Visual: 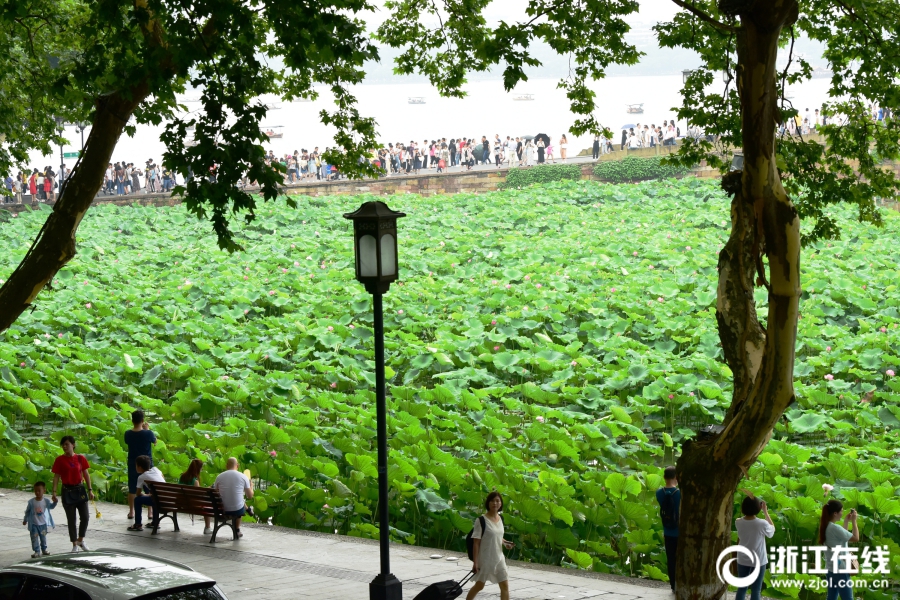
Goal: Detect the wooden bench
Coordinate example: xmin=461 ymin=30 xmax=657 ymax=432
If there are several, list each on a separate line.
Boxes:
xmin=143 ymin=481 xmax=242 ymax=543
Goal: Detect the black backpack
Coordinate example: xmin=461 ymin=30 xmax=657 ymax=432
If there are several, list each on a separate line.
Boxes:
xmin=466 ymin=515 xmax=503 ymax=561
xmin=659 ymin=489 xmax=680 ymax=530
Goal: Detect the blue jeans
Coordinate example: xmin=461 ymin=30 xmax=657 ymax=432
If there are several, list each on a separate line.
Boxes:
xmin=734 ymin=563 xmax=766 ymax=600
xmin=29 ymin=525 xmax=48 ymax=552
xmin=133 ymin=494 xmax=154 ymax=526
xmin=826 ymin=572 xmax=853 ymax=600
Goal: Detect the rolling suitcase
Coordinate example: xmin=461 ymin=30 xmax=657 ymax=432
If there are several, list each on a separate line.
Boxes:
xmin=413 ymin=571 xmax=476 ymax=600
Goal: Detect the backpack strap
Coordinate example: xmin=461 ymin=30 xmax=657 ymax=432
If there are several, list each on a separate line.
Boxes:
xmin=479 ymin=515 xmax=486 ymax=535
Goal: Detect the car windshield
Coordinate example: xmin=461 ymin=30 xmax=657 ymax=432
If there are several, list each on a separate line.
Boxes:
xmin=35 ymin=555 xmax=158 ymax=578
xmin=133 ymin=583 xmax=225 ymax=600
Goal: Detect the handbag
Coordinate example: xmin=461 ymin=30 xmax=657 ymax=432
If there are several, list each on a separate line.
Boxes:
xmin=63 ymin=484 xmax=88 ymax=505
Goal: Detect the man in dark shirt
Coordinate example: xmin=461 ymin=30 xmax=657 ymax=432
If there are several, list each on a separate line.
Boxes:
xmin=124 ymin=410 xmax=157 ymax=520
xmin=656 ymin=466 xmax=681 ymax=592
xmin=481 ymin=136 xmax=490 ymax=164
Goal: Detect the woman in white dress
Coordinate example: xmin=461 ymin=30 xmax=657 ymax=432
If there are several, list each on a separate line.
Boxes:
xmin=468 ymin=492 xmax=514 ymax=600
xmin=524 ymin=140 xmax=535 ymax=166
xmin=559 ymin=135 xmax=568 ymax=161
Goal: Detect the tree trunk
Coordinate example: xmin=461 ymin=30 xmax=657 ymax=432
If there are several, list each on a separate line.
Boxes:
xmin=675 ymin=2 xmax=800 ymax=599
xmin=0 ymin=83 xmax=149 ymax=332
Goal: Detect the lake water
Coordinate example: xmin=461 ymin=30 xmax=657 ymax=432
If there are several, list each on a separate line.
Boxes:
xmin=33 ymin=75 xmax=832 ymax=170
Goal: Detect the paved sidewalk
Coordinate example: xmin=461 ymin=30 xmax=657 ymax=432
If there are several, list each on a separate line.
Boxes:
xmin=0 ymin=488 xmax=672 ymax=600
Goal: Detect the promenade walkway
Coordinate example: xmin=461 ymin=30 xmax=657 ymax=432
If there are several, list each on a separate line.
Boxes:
xmin=0 ymin=488 xmax=673 ymax=600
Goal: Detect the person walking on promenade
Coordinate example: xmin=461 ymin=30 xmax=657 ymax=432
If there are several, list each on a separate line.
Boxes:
xmin=524 ymin=139 xmax=534 ymax=166
xmin=592 ymin=135 xmax=600 ymax=159
xmin=536 ymin=138 xmax=545 ymax=164
xmin=23 ymin=481 xmax=57 ymax=558
xmin=820 ymin=500 xmax=859 ymax=600
xmin=467 ymin=491 xmax=514 ymax=600
xmin=734 ymin=496 xmax=775 ymax=600
xmin=50 ymin=436 xmax=94 ymax=552
xmin=559 ymin=135 xmax=568 ymax=161
xmin=125 ymin=410 xmax=157 ymax=520
xmin=215 ymin=457 xmax=254 ymax=538
xmin=656 ymin=466 xmax=680 ymax=593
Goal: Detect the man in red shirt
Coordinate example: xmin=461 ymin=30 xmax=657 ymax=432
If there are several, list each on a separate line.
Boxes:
xmin=50 ymin=436 xmax=95 ymax=552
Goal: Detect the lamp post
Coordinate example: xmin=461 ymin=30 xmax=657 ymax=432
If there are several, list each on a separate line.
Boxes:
xmin=54 ymin=117 xmax=65 ymax=196
xmin=682 ymin=69 xmax=692 ymax=84
xmin=343 ymin=201 xmax=406 ymax=600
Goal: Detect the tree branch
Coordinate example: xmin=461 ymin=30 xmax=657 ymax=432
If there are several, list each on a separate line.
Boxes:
xmin=669 ymin=0 xmax=736 ymax=32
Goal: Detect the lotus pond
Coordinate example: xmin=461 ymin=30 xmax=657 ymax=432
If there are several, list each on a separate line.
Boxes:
xmin=0 ymin=178 xmax=898 ymax=595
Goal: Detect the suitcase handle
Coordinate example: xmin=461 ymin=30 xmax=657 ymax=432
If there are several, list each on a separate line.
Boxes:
xmin=458 ymin=571 xmax=476 ymax=587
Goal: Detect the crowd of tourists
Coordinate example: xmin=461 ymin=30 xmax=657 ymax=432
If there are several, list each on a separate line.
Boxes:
xmin=24 ymin=410 xmax=254 ymax=558
xmin=23 ymin=414 xmax=864 ymax=600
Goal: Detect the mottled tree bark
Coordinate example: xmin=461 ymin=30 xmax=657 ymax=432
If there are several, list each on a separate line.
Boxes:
xmin=675 ymin=1 xmax=801 ymax=599
xmin=0 ymin=84 xmax=150 ymax=332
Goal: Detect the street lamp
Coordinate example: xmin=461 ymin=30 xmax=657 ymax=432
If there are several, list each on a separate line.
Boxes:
xmin=682 ymin=69 xmax=692 ymax=84
xmin=54 ymin=117 xmax=65 ymax=196
xmin=343 ymin=200 xmax=406 ymax=600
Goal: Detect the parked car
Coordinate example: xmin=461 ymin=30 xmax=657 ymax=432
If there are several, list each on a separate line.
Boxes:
xmin=0 ymin=548 xmax=228 ymax=600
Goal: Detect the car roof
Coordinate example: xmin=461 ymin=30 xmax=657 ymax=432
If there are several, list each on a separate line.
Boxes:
xmin=2 ymin=548 xmax=216 ymax=598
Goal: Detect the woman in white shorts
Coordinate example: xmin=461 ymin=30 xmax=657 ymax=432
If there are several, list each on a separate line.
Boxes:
xmin=468 ymin=491 xmax=514 ymax=600
xmin=559 ymin=135 xmax=568 ymax=161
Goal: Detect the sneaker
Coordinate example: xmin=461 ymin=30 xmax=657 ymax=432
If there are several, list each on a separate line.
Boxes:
xmin=78 ymin=540 xmax=90 ymax=551
xmin=42 ymin=550 xmax=50 ymax=556
xmin=203 ymin=527 xmax=213 ymax=535
xmin=246 ymin=506 xmax=255 ymax=518
xmin=236 ymin=530 xmax=243 ymax=539
xmin=71 ymin=545 xmax=79 ymax=553
xmin=31 ymin=552 xmax=41 ymax=558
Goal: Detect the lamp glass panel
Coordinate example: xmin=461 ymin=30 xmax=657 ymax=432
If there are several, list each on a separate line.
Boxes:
xmin=359 ymin=234 xmax=378 ymax=277
xmin=380 ymin=233 xmax=396 ymax=277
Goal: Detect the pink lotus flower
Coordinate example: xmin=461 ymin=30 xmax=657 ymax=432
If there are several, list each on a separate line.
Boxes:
xmin=291 ymin=244 xmax=295 ymax=248
xmin=887 ymin=370 xmax=896 ymax=377
xmin=268 ymin=290 xmax=276 ymax=296
xmin=505 ymin=284 xmax=511 ymax=289
xmin=20 ymin=362 xmax=25 ymax=367
xmin=649 ymin=265 xmax=654 ymax=270
xmin=826 ymin=346 xmax=832 ymax=352
xmin=536 ymin=416 xmax=545 ymax=423
xmin=58 ymin=333 xmax=63 ymax=338
xmin=491 ymin=320 xmax=497 ymax=325
xmin=451 ymin=263 xmax=456 ymax=268
xmin=397 ymin=309 xmax=404 ymax=314
xmin=616 ymin=228 xmax=620 ymax=232
xmin=536 ymin=284 xmax=542 ymax=288
xmin=668 ymin=394 xmax=674 ymax=399
xmin=686 ymin=246 xmax=692 ymax=251
xmin=244 ymin=310 xmax=249 ymax=314
xmin=439 ymin=241 xmax=445 ymax=247
xmin=221 ymin=375 xmax=229 ymax=380
xmin=611 ymin=288 xmax=616 ymax=293
xmin=880 ymin=327 xmax=887 ymax=333
xmin=309 ymin=273 xmax=314 ymax=278
xmin=633 ymin=251 xmax=638 ymax=256
xmin=263 ymin=355 xmax=268 ymax=360
xmin=282 ymin=268 xmax=288 ymax=273
xmin=246 ymin=267 xmax=250 ymax=271
xmin=825 ymin=374 xmax=834 ymax=381
xmin=570 ymin=360 xmax=577 ymax=366
xmin=85 ymin=303 xmax=92 ymax=309
xmin=349 ymin=324 xmax=355 ymax=329
xmin=204 ymin=434 xmax=210 ymax=439
xmin=523 ymin=306 xmax=529 ymax=311
xmin=83 ymin=281 xmax=88 ymax=285
xmin=494 ymin=346 xmax=500 ymax=351
xmin=327 ymin=326 xmax=334 ymax=331
xmin=657 ymin=297 xmax=664 ymax=302
xmin=323 ymin=504 xmax=330 ymax=509
xmin=11 ymin=214 xmax=16 ymax=218
xmin=862 ymin=285 xmax=866 ymax=290
xmin=524 ymin=275 xmax=530 ymax=280
xmin=492 ymin=280 xmax=498 ymax=285
xmin=294 ymin=261 xmax=300 ymax=267
xmin=689 ymin=392 xmax=695 ymax=397
xmin=244 ymin=276 xmax=248 ymax=280
xmin=330 ymin=382 xmax=337 ymax=388
xmin=270 ymin=450 xmax=277 ymax=457
xmin=822 ymin=483 xmax=834 ymax=496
